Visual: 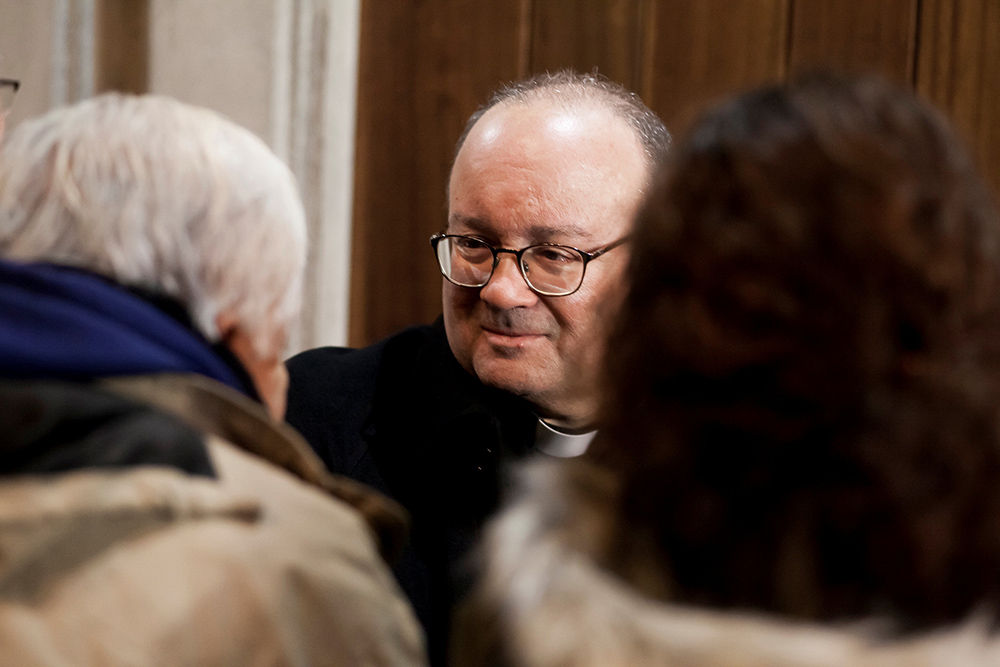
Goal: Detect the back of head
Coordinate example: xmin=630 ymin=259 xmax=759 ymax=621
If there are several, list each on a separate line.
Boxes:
xmin=593 ymin=73 xmax=1000 ymax=627
xmin=0 ymin=94 xmax=307 ymax=354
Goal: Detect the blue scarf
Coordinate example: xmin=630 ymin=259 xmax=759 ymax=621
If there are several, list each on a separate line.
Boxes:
xmin=0 ymin=259 xmax=255 ymax=397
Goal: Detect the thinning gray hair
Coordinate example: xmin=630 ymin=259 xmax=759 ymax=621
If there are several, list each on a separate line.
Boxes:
xmin=453 ymin=69 xmax=671 ymax=177
xmin=0 ymin=93 xmax=307 ymax=354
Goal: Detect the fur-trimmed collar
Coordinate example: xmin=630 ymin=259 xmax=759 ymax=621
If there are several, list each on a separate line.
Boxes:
xmin=455 ymin=458 xmax=1000 ymax=667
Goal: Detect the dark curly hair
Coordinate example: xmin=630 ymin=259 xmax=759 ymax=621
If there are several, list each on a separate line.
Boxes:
xmin=590 ymin=73 xmax=1000 ymax=629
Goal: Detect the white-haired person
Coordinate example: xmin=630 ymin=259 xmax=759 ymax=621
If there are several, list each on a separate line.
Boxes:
xmin=0 ymin=94 xmax=426 ymax=666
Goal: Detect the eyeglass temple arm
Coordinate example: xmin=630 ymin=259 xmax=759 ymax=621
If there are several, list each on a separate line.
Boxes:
xmin=588 ymin=234 xmax=631 ymax=260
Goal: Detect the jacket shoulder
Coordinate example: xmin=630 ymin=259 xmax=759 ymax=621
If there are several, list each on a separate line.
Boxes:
xmin=284 ymin=323 xmax=444 ymax=476
xmin=205 ymin=438 xmax=428 ymax=666
xmin=286 ymin=344 xmax=383 ymax=398
xmin=0 ymin=439 xmax=427 ymax=667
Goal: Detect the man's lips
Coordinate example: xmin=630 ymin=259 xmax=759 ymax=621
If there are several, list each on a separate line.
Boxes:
xmin=481 ymin=326 xmax=545 ymax=343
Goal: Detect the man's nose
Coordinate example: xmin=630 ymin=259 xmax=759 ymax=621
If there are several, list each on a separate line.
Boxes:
xmin=479 ymin=253 xmax=538 ymax=309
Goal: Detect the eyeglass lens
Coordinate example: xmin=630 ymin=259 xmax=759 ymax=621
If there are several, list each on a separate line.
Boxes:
xmin=436 ymin=236 xmax=585 ymax=295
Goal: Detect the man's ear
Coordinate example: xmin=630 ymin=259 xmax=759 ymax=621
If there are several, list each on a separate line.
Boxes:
xmin=214 ymin=310 xmax=288 ymax=421
xmin=215 ymin=310 xmax=258 ymax=382
xmin=215 ymin=310 xmax=241 ymax=348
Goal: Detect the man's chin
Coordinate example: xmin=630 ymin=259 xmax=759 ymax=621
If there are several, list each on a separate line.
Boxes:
xmin=471 ymin=354 xmax=549 ymax=399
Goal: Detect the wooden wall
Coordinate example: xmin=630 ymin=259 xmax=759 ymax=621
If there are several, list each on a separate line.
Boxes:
xmin=96 ymin=0 xmax=149 ymax=96
xmin=350 ymin=0 xmax=1000 ymax=347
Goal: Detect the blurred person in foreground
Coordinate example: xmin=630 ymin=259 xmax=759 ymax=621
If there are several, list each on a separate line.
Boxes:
xmin=0 ymin=94 xmax=425 ymax=666
xmin=454 ymin=73 xmax=1000 ymax=666
xmin=285 ymin=69 xmax=669 ymax=663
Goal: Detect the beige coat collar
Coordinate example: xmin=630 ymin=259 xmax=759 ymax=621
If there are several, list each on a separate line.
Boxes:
xmin=461 ymin=458 xmax=1000 ymax=667
xmin=102 ymin=373 xmax=410 ymax=561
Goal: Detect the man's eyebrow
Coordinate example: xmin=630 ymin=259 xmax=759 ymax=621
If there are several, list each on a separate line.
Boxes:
xmin=447 ymin=214 xmax=488 ymax=233
xmin=447 ymin=215 xmax=595 ymax=242
xmin=530 ymin=224 xmax=594 ymax=242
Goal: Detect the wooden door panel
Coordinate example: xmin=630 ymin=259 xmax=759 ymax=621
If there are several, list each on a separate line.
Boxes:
xmin=350 ymin=0 xmax=527 ymax=346
xmin=349 ymin=0 xmax=999 ymax=346
xmin=787 ymin=0 xmax=918 ymax=85
xmin=96 ymin=0 xmax=149 ymax=95
xmin=644 ymin=0 xmax=790 ymax=135
xmin=916 ymin=0 xmax=1000 ymax=198
xmin=530 ymin=0 xmax=644 ymax=90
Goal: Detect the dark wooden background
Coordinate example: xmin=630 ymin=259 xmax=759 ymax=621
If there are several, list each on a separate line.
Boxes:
xmin=350 ymin=0 xmax=1000 ymax=346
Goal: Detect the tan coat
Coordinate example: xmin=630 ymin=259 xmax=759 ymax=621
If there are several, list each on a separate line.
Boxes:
xmin=455 ymin=458 xmax=1000 ymax=667
xmin=0 ymin=374 xmax=427 ymax=666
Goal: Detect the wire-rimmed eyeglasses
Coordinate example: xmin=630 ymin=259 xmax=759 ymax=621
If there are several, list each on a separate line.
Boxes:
xmin=0 ymin=79 xmax=19 ymax=112
xmin=430 ymin=233 xmax=629 ymax=297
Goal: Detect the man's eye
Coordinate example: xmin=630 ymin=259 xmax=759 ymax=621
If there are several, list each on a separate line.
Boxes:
xmin=535 ymin=247 xmax=577 ymax=263
xmin=455 ymin=237 xmax=486 ymax=250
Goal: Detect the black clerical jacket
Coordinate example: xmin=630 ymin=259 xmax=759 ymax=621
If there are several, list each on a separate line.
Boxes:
xmin=285 ymin=318 xmax=538 ymax=665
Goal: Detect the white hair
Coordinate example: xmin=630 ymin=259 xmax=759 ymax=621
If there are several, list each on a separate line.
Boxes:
xmin=0 ymin=93 xmax=307 ymax=355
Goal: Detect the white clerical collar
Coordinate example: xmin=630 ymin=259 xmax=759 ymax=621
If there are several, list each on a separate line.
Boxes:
xmin=534 ymin=418 xmax=596 ymax=458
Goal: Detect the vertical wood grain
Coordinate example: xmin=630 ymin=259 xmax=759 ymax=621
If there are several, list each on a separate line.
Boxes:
xmin=530 ymin=0 xmax=644 ymax=90
xmin=96 ymin=0 xmax=148 ymax=94
xmin=347 ymin=0 xmax=1000 ymax=345
xmin=787 ymin=0 xmax=918 ymax=84
xmin=916 ymin=0 xmax=1000 ymax=199
xmin=643 ymin=0 xmax=790 ymax=135
xmin=350 ymin=0 xmax=527 ymax=346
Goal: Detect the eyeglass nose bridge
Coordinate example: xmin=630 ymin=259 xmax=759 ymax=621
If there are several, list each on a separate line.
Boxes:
xmin=486 ymin=246 xmax=531 ymax=285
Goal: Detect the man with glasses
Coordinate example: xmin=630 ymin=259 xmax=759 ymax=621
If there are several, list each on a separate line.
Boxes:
xmin=285 ymin=70 xmax=670 ymax=663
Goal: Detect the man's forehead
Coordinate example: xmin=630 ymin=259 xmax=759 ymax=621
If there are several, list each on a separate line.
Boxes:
xmin=447 ymin=95 xmax=648 ymax=245
xmin=451 ymin=102 xmax=645 ymax=191
xmin=472 ymin=96 xmax=631 ymax=147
